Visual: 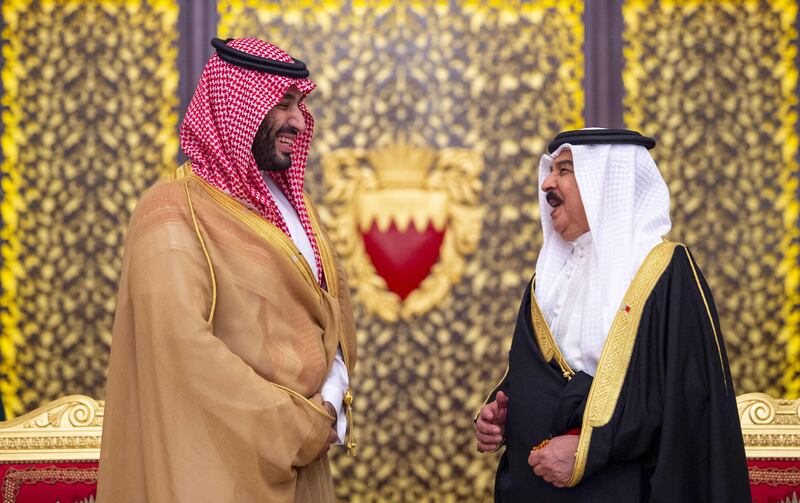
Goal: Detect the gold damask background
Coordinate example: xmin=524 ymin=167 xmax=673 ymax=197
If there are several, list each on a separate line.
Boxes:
xmin=622 ymin=0 xmax=799 ymax=397
xmin=0 ymin=0 xmax=179 ymax=416
xmin=218 ymin=1 xmax=584 ymax=500
xmin=0 ymin=0 xmax=798 ymax=501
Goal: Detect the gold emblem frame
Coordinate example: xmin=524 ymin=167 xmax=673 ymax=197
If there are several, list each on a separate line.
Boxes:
xmin=321 ymin=143 xmax=484 ymax=321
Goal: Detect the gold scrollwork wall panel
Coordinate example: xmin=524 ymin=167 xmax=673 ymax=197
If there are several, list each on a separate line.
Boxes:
xmin=219 ymin=1 xmax=583 ymax=500
xmin=623 ymin=0 xmax=799 ymax=396
xmin=0 ymin=0 xmax=179 ymax=416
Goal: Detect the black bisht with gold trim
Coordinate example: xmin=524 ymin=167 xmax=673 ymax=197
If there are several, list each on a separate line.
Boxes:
xmin=486 ymin=243 xmax=751 ymax=502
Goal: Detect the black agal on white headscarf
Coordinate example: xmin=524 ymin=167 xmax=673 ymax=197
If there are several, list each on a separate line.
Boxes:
xmin=535 ymin=128 xmax=671 ymax=371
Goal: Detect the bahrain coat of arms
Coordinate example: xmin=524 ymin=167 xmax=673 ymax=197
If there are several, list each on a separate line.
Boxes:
xmin=320 ymin=143 xmax=484 ymax=322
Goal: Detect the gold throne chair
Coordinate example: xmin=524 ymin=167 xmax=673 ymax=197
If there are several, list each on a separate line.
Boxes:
xmin=0 ymin=395 xmax=103 ymax=503
xmin=738 ymin=393 xmax=800 ymax=503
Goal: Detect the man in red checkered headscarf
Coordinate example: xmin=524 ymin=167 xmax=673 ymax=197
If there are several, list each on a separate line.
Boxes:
xmin=98 ymin=38 xmax=357 ymax=503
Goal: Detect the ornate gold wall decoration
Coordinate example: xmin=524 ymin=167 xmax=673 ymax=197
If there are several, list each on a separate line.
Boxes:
xmin=220 ymin=1 xmax=583 ymax=500
xmin=622 ymin=0 xmax=799 ymax=396
xmin=0 ymin=0 xmax=179 ymax=417
xmin=322 ymin=143 xmax=484 ymax=321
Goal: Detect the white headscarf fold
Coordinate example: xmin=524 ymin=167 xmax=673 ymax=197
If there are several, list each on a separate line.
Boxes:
xmin=534 ymin=140 xmax=672 ymax=367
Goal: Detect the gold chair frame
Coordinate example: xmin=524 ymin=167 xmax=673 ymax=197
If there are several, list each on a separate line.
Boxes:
xmin=738 ymin=392 xmax=800 ymax=459
xmin=738 ymin=392 xmax=800 ymax=491
xmin=0 ymin=395 xmax=103 ymax=463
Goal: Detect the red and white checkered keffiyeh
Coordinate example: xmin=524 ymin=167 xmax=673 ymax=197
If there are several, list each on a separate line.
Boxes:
xmin=180 ymin=37 xmax=323 ymax=284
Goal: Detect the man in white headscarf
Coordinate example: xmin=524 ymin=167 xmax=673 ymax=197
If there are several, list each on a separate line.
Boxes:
xmin=475 ymin=129 xmax=751 ymax=502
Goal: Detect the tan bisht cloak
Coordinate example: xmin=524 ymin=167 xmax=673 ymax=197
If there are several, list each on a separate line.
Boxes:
xmin=97 ymin=167 xmax=357 ymax=502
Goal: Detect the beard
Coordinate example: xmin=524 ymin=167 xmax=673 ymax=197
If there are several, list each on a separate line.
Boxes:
xmin=252 ymin=121 xmax=296 ymax=172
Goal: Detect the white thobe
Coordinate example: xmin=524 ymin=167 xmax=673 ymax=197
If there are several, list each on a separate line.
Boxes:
xmin=540 ymin=231 xmax=596 ymax=374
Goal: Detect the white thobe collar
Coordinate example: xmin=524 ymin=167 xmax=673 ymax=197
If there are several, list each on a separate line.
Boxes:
xmin=262 ymin=173 xmax=319 ymax=281
xmin=542 ymin=231 xmax=595 ymax=373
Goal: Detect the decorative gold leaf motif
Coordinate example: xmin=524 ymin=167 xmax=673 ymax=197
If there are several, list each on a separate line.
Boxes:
xmin=623 ymin=0 xmax=799 ymax=397
xmin=0 ymin=1 xmax=179 ymax=416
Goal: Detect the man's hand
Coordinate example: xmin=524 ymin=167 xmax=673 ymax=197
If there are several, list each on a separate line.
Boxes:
xmin=322 ymin=401 xmax=336 ymax=420
xmin=475 ymin=391 xmax=509 ymax=452
xmin=313 ymin=425 xmax=339 ymax=459
xmin=528 ymin=434 xmax=579 ymax=488
xmin=312 ymin=397 xmax=339 ymax=460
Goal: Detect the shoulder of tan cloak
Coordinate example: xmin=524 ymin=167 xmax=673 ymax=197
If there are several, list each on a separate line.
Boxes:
xmin=124 ymin=165 xmax=206 ymax=244
xmin=168 ymin=161 xmax=193 ymax=181
xmin=130 ymin=171 xmax=191 ymax=222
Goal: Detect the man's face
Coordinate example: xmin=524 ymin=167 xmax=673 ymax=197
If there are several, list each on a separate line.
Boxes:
xmin=252 ymin=86 xmax=307 ymax=171
xmin=541 ymin=149 xmax=590 ymax=241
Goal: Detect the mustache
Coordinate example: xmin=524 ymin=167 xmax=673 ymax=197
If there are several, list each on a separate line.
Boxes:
xmin=276 ymin=125 xmax=299 ymax=136
xmin=545 ymin=191 xmax=563 ymax=206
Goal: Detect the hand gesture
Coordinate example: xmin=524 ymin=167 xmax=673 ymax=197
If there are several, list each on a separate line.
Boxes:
xmin=475 ymin=391 xmax=509 ymax=452
xmin=528 ymin=434 xmax=579 ymax=488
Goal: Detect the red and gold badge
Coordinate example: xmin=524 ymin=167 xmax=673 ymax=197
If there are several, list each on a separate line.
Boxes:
xmin=321 ymin=143 xmax=484 ymax=321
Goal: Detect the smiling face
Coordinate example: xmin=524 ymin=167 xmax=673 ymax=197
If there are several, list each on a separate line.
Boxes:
xmin=252 ymin=86 xmax=307 ymax=171
xmin=541 ymin=149 xmax=590 ymax=241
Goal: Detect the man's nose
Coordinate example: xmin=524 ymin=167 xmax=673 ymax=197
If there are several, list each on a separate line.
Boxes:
xmin=287 ymin=106 xmax=306 ymax=133
xmin=541 ymin=171 xmax=556 ymax=193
